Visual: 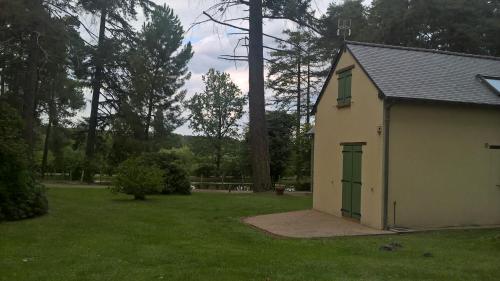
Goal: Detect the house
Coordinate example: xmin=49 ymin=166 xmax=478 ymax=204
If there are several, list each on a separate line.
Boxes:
xmin=311 ymin=41 xmax=500 ymax=230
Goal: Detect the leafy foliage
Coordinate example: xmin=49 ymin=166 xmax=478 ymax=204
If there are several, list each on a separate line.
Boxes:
xmin=0 ymin=102 xmax=48 ymax=221
xmin=187 ymin=69 xmax=246 ymax=175
xmin=317 ymin=0 xmax=500 ymax=59
xmin=266 ymin=111 xmax=295 ymax=183
xmin=143 ymin=151 xmax=192 ymax=195
xmin=267 ymin=29 xmax=324 ymax=117
xmin=315 ymin=0 xmax=369 ymax=60
xmin=111 ymin=156 xmax=164 ymax=200
xmin=126 ymin=4 xmax=193 ymax=140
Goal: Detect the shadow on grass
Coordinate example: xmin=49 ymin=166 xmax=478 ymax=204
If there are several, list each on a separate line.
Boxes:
xmin=110 ymin=197 xmax=162 ymax=204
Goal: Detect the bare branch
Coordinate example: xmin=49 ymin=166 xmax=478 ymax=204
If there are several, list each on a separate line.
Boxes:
xmin=202 ymin=11 xmax=249 ymax=32
xmin=45 ymin=1 xmax=99 ymax=40
xmin=242 ymin=44 xmax=283 ymax=53
xmin=186 ymin=19 xmax=211 ymax=33
xmin=262 ymin=15 xmax=320 ymax=34
xmin=224 ymin=17 xmax=249 ymax=22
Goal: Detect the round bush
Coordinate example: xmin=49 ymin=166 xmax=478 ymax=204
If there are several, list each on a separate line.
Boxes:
xmin=143 ymin=152 xmax=192 ymax=195
xmin=111 ymin=156 xmax=164 ymax=200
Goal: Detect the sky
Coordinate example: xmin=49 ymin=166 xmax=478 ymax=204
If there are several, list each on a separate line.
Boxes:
xmin=79 ymin=0 xmax=340 ymax=135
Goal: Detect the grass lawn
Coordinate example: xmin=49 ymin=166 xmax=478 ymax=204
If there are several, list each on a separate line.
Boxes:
xmin=1 ymin=186 xmax=499 ymax=281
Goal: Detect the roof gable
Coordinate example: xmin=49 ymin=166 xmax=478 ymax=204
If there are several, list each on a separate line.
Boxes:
xmin=311 ymin=46 xmax=381 ymax=114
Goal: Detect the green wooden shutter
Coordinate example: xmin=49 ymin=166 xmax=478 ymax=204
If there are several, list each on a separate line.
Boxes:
xmin=345 ymin=72 xmax=352 ymax=104
xmin=337 ymin=70 xmax=352 ymax=106
xmin=341 ymin=145 xmax=352 ymax=216
xmin=337 ymin=73 xmax=344 ymax=102
xmin=341 ymin=144 xmax=362 ymax=219
xmin=351 ymin=145 xmax=362 ymax=219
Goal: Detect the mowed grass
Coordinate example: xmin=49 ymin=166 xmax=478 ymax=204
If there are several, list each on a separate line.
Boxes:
xmin=1 ymin=187 xmax=500 ymax=281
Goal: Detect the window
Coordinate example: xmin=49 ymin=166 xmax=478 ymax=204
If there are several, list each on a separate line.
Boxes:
xmin=337 ymin=69 xmax=352 ymax=106
xmin=484 ymin=78 xmax=500 ymax=94
xmin=489 ymin=147 xmax=500 ymax=188
xmin=479 ymin=75 xmax=500 ymax=95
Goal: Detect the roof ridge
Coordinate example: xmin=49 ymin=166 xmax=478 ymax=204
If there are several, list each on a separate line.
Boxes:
xmin=345 ymin=41 xmax=500 ymax=61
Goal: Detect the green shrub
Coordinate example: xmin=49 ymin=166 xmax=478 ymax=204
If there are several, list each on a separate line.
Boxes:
xmin=0 ymin=102 xmax=48 ymax=221
xmin=143 ymin=151 xmax=192 ymax=195
xmin=193 ymin=163 xmax=217 ymax=178
xmin=158 ymin=146 xmax=195 ymax=173
xmin=111 ymin=156 xmax=164 ymax=200
xmin=162 ymin=161 xmax=191 ymax=195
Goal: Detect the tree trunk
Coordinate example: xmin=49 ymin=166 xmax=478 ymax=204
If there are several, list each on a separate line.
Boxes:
xmin=144 ymin=95 xmax=154 ymax=140
xmin=33 ymin=68 xmax=41 ymax=120
xmin=296 ymin=51 xmax=301 ymax=137
xmin=42 ymin=84 xmax=56 ymax=179
xmin=0 ymin=65 xmax=4 ymax=96
xmin=306 ymin=60 xmax=311 ymax=125
xmin=296 ymin=50 xmax=302 ymax=182
xmin=84 ymin=6 xmax=107 ymax=182
xmin=215 ymin=137 xmax=222 ymax=176
xmin=11 ymin=74 xmax=20 ymax=110
xmin=41 ymin=117 xmax=52 ymax=179
xmin=215 ymin=106 xmax=223 ymax=176
xmin=22 ymin=32 xmax=39 ymax=154
xmin=248 ymin=0 xmax=271 ymax=192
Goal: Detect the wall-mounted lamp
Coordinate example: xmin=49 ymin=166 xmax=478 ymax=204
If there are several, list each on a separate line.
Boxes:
xmin=377 ymin=126 xmax=383 ymax=135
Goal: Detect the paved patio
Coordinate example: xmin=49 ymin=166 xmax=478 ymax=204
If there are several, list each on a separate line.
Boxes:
xmin=243 ymin=210 xmax=394 ymax=238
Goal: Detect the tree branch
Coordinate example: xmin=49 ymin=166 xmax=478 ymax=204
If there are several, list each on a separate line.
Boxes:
xmin=262 ymin=15 xmax=320 ymax=34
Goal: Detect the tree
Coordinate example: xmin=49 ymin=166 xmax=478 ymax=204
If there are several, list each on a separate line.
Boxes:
xmin=36 ymin=17 xmax=86 ymax=178
xmin=266 ymin=111 xmax=294 ymax=184
xmin=206 ymin=0 xmax=318 ymax=191
xmin=366 ymin=0 xmax=500 ymax=55
xmin=366 ymin=0 xmax=416 ymax=46
xmin=0 ymin=102 xmax=48 ymax=221
xmin=78 ymin=0 xmax=157 ymax=181
xmin=0 ymin=0 xmax=78 ymax=153
xmin=103 ymin=4 xmax=192 ymax=166
xmin=187 ymin=69 xmax=246 ymax=176
xmin=40 ymin=77 xmax=85 ymax=178
xmin=316 ymin=0 xmax=369 ymax=61
xmin=248 ymin=0 xmax=271 ymax=192
xmin=316 ymin=0 xmax=500 ymax=60
xmin=128 ymin=5 xmax=193 ymax=141
xmin=266 ymin=29 xmax=325 ymax=180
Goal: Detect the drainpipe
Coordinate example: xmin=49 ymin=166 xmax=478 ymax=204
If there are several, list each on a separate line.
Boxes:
xmin=382 ymin=100 xmax=393 ymax=230
xmin=310 ymin=133 xmax=314 ymax=193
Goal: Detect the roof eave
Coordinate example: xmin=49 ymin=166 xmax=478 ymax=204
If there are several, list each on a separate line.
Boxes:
xmin=384 ymin=96 xmax=500 ymax=108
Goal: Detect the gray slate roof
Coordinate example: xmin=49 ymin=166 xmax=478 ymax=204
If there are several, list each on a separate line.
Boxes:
xmin=346 ymin=41 xmax=500 ymax=106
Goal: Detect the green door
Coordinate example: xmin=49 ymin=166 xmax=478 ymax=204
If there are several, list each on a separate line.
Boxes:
xmin=341 ymin=144 xmax=362 ymax=219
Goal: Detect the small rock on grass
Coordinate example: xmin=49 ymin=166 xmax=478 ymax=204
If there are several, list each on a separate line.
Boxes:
xmin=379 ymin=241 xmax=403 ymax=251
xmin=423 ymin=252 xmax=433 ymax=258
xmin=379 ymin=245 xmax=394 ymax=251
